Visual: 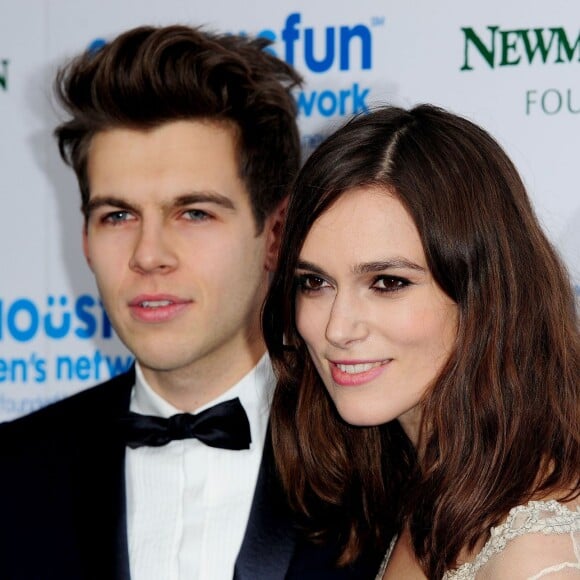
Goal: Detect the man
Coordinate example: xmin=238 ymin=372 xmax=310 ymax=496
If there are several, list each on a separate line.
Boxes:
xmin=0 ymin=25 xmax=382 ymax=580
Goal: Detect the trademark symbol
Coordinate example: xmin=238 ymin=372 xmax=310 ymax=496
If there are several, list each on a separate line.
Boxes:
xmin=371 ymin=16 xmax=385 ymax=27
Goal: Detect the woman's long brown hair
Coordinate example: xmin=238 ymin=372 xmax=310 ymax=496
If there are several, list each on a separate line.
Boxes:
xmin=263 ymin=104 xmax=580 ymax=579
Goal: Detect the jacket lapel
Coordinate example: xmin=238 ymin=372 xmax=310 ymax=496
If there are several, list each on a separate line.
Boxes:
xmin=234 ymin=428 xmax=297 ymax=580
xmin=70 ymin=368 xmax=135 ymax=580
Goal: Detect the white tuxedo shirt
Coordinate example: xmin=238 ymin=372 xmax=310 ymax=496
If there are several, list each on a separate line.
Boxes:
xmin=125 ymin=354 xmax=274 ymax=580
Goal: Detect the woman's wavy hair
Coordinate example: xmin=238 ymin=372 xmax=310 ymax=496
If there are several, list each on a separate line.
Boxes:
xmin=54 ymin=25 xmax=302 ymax=230
xmin=263 ymin=104 xmax=580 ymax=578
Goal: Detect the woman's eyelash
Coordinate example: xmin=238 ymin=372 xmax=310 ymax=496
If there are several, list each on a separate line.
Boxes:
xmin=371 ymin=275 xmax=411 ymax=293
xmin=295 ymin=273 xmax=412 ymax=295
xmin=295 ymin=274 xmax=329 ymax=293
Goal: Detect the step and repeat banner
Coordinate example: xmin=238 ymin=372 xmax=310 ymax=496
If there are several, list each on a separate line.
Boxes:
xmin=1 ymin=0 xmax=578 ymax=421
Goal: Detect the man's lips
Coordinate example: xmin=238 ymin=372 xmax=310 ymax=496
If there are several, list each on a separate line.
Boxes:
xmin=329 ymin=359 xmax=391 ymax=386
xmin=128 ymin=295 xmax=193 ymax=323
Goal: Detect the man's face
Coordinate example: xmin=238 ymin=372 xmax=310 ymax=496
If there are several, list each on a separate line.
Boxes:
xmin=83 ymin=120 xmax=281 ymax=403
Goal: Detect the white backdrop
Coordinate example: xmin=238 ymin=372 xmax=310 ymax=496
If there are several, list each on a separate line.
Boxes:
xmin=1 ymin=0 xmax=578 ymax=421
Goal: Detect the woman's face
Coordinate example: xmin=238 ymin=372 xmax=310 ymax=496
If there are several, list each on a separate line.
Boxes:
xmin=295 ymin=186 xmax=458 ymax=443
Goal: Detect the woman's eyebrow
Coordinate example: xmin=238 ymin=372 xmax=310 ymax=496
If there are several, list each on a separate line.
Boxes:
xmin=353 ymin=259 xmax=426 ymax=275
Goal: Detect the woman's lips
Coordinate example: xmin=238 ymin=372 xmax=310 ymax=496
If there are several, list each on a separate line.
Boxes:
xmin=329 ymin=359 xmax=391 ymax=386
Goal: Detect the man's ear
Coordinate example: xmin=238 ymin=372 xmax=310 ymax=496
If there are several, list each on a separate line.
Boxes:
xmin=82 ymin=225 xmax=94 ymax=271
xmin=264 ymin=197 xmax=288 ymax=272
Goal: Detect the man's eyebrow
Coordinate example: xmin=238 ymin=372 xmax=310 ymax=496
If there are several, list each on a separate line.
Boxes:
xmin=173 ymin=192 xmax=236 ymax=211
xmin=85 ymin=191 xmax=237 ymax=215
xmin=86 ymin=196 xmax=134 ymax=215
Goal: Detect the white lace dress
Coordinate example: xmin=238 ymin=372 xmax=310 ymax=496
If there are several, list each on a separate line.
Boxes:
xmin=376 ymin=499 xmax=580 ymax=579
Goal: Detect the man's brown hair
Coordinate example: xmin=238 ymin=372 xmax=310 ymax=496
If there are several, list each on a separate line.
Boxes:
xmin=54 ymin=24 xmax=302 ymax=229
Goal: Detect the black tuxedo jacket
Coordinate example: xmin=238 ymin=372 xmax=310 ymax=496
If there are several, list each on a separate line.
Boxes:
xmin=0 ymin=369 xmax=381 ymax=579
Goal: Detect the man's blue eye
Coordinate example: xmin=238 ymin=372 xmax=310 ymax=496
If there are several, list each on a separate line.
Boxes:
xmin=104 ymin=211 xmax=130 ymax=223
xmin=185 ymin=209 xmax=210 ymax=220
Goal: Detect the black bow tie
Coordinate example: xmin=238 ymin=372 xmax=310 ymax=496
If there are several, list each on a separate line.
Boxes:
xmin=119 ymin=398 xmax=251 ymax=450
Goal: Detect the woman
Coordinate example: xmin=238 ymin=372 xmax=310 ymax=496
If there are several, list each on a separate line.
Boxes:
xmin=263 ymin=105 xmax=580 ymax=579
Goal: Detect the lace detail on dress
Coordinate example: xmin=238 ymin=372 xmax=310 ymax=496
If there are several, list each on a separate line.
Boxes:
xmin=444 ymin=499 xmax=580 ymax=579
xmin=375 ymin=500 xmax=580 ymax=580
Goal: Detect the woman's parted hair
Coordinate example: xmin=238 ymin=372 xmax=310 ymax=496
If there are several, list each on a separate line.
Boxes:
xmin=263 ymin=104 xmax=580 ymax=578
xmin=54 ymin=24 xmax=302 ymax=230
